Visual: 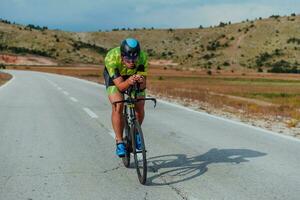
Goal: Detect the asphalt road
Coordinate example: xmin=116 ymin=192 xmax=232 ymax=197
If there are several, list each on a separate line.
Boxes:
xmin=0 ymin=70 xmax=300 ymax=200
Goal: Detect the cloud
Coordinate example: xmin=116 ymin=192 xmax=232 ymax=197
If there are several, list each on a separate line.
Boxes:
xmin=134 ymin=1 xmax=300 ymax=28
xmin=0 ymin=0 xmax=300 ymax=31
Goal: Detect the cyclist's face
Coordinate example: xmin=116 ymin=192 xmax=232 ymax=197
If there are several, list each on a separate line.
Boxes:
xmin=122 ymin=56 xmax=137 ymax=68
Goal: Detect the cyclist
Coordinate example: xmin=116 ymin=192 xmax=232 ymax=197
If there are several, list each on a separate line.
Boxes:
xmin=103 ymin=38 xmax=148 ymax=157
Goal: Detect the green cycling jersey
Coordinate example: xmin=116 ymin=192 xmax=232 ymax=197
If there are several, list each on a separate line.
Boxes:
xmin=104 ymin=47 xmax=148 ymax=95
xmin=105 ymin=47 xmax=148 ymax=78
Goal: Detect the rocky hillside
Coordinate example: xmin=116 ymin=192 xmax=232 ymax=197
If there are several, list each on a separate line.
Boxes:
xmin=0 ymin=14 xmax=300 ymax=72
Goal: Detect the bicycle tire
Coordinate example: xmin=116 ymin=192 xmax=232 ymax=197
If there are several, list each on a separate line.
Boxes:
xmin=132 ymin=120 xmax=147 ymax=184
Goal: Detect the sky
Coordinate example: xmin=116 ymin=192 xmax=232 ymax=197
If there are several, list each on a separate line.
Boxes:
xmin=1 ymin=0 xmax=300 ymax=32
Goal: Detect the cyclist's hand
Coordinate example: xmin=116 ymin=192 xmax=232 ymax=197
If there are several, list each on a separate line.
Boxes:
xmin=127 ymin=76 xmax=136 ymax=85
xmin=134 ymin=75 xmax=145 ymax=84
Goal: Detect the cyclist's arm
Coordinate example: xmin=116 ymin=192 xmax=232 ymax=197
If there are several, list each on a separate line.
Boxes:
xmin=141 ymin=77 xmax=146 ymax=90
xmin=113 ymin=76 xmax=135 ymax=92
xmin=136 ymin=52 xmax=148 ymax=90
xmin=136 ymin=75 xmax=146 ymax=90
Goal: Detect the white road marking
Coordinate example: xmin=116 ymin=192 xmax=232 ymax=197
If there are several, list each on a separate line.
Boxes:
xmin=70 ymin=97 xmax=78 ymax=102
xmin=83 ymin=107 xmax=98 ymax=119
xmin=63 ymin=91 xmax=69 ymax=95
xmin=46 ymin=79 xmax=55 ymax=86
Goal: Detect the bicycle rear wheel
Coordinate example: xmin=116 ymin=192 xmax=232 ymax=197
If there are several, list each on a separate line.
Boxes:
xmin=132 ymin=120 xmax=147 ymax=184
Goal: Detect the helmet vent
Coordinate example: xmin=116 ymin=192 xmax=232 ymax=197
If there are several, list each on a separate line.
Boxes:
xmin=126 ymin=38 xmax=138 ymax=48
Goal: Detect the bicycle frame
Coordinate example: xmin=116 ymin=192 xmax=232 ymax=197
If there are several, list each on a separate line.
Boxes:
xmin=112 ymin=83 xmax=156 ymax=184
xmin=113 ymin=86 xmax=156 ymax=151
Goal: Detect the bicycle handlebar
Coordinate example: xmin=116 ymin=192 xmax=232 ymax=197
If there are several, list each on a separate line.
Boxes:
xmin=113 ymin=98 xmax=157 ymax=108
xmin=124 ymin=82 xmax=140 ymax=96
xmin=113 ymin=82 xmax=157 ymax=108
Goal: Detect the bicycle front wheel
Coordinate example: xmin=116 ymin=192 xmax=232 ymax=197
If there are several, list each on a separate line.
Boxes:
xmin=132 ymin=120 xmax=147 ymax=184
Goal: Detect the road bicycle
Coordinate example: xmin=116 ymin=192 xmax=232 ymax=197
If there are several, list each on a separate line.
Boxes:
xmin=113 ymin=83 xmax=156 ymax=184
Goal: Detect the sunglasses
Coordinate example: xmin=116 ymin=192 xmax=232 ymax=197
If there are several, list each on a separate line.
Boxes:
xmin=122 ymin=55 xmax=138 ymax=63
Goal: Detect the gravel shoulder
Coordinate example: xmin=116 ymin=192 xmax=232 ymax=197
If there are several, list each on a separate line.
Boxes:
xmin=149 ymin=92 xmax=300 ymax=139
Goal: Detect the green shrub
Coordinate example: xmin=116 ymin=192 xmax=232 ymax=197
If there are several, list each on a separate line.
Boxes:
xmin=0 ymin=44 xmax=52 ymax=57
xmin=218 ymin=22 xmax=227 ymax=27
xmin=72 ymin=41 xmax=107 ymax=55
xmin=26 ymin=24 xmax=48 ymax=31
xmin=0 ymin=63 xmax=6 ymax=69
xmin=206 ymin=41 xmax=221 ymax=51
xmin=269 ymin=15 xmax=280 ymax=19
xmin=0 ymin=18 xmax=11 ymax=24
xmin=203 ymin=53 xmax=215 ymax=60
xmin=257 ymin=68 xmax=263 ymax=72
xmin=267 ymin=60 xmax=300 ymax=73
xmin=255 ymin=49 xmax=283 ymax=67
xmin=223 ymin=61 xmax=230 ymax=66
xmin=287 ymin=37 xmax=300 ymax=45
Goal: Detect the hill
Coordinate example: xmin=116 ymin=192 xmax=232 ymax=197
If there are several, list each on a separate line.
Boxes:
xmin=0 ymin=14 xmax=300 ymax=72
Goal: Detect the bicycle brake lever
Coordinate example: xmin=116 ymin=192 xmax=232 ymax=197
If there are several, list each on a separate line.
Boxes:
xmin=153 ymin=99 xmax=157 ymax=108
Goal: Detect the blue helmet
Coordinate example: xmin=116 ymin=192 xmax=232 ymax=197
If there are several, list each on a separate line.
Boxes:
xmin=120 ymin=38 xmax=140 ymax=59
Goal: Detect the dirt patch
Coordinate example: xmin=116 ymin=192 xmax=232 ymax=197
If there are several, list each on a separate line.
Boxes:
xmin=0 ymin=54 xmax=58 ymax=66
xmin=208 ymin=92 xmax=276 ymax=107
xmin=149 ymin=59 xmax=179 ymax=66
xmin=0 ymin=72 xmax=12 ymax=86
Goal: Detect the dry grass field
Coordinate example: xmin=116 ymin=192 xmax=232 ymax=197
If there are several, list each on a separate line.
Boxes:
xmin=7 ymin=65 xmax=300 ymax=130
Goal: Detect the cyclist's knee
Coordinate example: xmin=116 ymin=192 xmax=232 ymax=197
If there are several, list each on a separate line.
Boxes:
xmin=112 ymin=103 xmax=124 ymax=114
xmin=135 ymin=103 xmax=145 ymax=114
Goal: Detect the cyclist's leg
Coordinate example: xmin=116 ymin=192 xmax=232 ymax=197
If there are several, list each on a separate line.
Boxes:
xmin=107 ymin=86 xmax=124 ymax=143
xmin=103 ymin=68 xmax=125 ymax=143
xmin=134 ymin=90 xmax=145 ymax=150
xmin=135 ymin=90 xmax=146 ymax=125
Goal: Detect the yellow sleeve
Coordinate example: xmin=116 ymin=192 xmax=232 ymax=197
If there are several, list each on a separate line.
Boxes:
xmin=104 ymin=48 xmax=119 ymax=78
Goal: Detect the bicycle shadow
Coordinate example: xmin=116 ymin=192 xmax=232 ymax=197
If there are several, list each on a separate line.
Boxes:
xmin=146 ymin=148 xmax=267 ymax=186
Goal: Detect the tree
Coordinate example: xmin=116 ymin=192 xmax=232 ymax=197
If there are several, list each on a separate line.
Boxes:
xmin=269 ymin=15 xmax=280 ymax=19
xmin=218 ymin=22 xmax=227 ymax=27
